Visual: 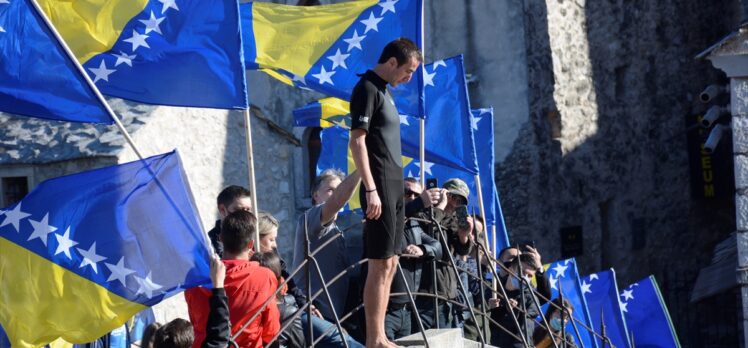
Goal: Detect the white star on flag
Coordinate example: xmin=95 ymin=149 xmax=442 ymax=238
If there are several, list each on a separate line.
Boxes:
xmin=581 ymin=280 xmax=592 ymax=294
xmin=423 ymin=69 xmax=436 ymax=87
xmin=552 ymin=263 xmax=569 ymax=277
xmin=77 ymin=242 xmax=107 ymax=273
xmin=589 ymin=273 xmax=599 ymax=280
xmin=406 ymin=170 xmax=416 ymax=179
xmin=432 ymin=60 xmax=447 ymax=70
xmin=158 ymin=0 xmax=179 ymax=14
xmin=139 ymin=11 xmax=165 ymax=35
xmin=549 ymin=275 xmax=558 ymax=290
xmin=415 ymin=160 xmax=435 ymax=176
xmin=378 ymin=0 xmax=398 ymax=15
xmin=0 ymin=203 xmax=31 ymax=233
xmin=135 ymin=272 xmax=163 ymax=298
xmin=123 ymin=30 xmax=150 ymax=51
xmin=620 ymin=301 xmax=628 ymax=313
xmin=112 ymin=51 xmax=136 ymax=67
xmin=54 ymin=227 xmax=79 ymax=259
xmin=471 ymin=116 xmax=482 ymax=131
xmin=312 ymin=66 xmax=336 ymax=85
xmin=105 ymin=257 xmax=135 ymax=287
xmin=621 ymin=289 xmax=634 ymax=301
xmin=399 ymin=114 xmax=410 ymax=125
xmin=343 ymin=30 xmax=366 ymax=52
xmin=0 ymin=0 xmax=9 ymax=4
xmin=360 ymin=12 xmax=383 ymax=34
xmin=27 ymin=213 xmax=58 ymax=246
xmin=327 ymin=49 xmax=350 ymax=70
xmin=88 ymin=60 xmax=116 ymax=83
xmin=0 ymin=27 xmax=5 ymax=33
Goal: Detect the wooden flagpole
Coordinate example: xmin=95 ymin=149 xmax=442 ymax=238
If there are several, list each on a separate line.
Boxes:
xmin=243 ymin=108 xmax=261 ymax=251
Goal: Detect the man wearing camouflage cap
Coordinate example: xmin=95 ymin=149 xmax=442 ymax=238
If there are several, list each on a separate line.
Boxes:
xmin=415 ymin=178 xmax=475 ymax=329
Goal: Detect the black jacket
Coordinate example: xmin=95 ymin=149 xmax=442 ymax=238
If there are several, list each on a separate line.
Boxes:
xmin=489 ymin=275 xmax=543 ymax=348
xmin=202 ymin=288 xmax=230 ymax=348
xmin=207 ymin=220 xmax=224 ymax=257
xmin=390 ymin=209 xmax=441 ymax=304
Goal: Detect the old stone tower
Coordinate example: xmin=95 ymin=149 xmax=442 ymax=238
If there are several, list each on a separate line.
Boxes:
xmin=0 ymin=0 xmax=744 ymax=346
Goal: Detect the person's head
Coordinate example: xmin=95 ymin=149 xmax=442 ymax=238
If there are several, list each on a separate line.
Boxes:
xmin=140 ymin=322 xmax=162 ymax=348
xmin=545 ymin=298 xmax=574 ymax=333
xmin=152 ymin=319 xmax=193 ymax=348
xmin=251 ymin=251 xmax=282 ymax=280
xmin=403 ymin=177 xmax=423 ymax=204
xmin=312 ymin=169 xmax=345 ymax=205
xmin=505 ymin=253 xmax=537 ymax=290
xmin=220 ymin=210 xmax=257 ymax=258
xmin=258 ymin=211 xmax=279 ymax=253
xmin=217 ymin=185 xmax=252 ymax=219
xmin=499 ymin=246 xmax=520 ymax=264
xmin=442 ymin=178 xmax=469 ymax=212
xmin=472 ymin=214 xmax=485 ymax=234
xmin=375 ymin=38 xmax=423 ymax=87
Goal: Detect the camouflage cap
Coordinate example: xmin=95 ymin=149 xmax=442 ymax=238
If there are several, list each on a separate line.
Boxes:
xmin=443 ymin=178 xmax=469 ymax=201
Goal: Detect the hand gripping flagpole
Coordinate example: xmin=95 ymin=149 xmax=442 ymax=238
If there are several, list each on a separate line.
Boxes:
xmin=27 ymin=0 xmax=145 ymax=162
xmin=243 ymin=108 xmax=261 ymax=251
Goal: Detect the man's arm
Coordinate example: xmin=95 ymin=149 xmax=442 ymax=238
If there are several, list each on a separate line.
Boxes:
xmin=320 ymin=170 xmax=361 ymax=225
xmin=349 ymin=129 xmax=381 ymax=220
xmin=418 ymin=230 xmax=442 ymax=260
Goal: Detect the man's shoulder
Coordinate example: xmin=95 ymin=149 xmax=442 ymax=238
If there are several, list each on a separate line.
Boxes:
xmin=352 ymin=77 xmax=382 ymax=96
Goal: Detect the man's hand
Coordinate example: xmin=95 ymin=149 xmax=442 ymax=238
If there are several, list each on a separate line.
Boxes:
xmin=310 ymin=305 xmax=323 ymax=318
xmin=420 ymin=188 xmax=442 ymax=208
xmin=488 ymin=298 xmax=501 ymax=309
xmin=404 ymin=244 xmax=424 ymax=257
xmin=525 ymin=245 xmax=543 ymax=271
xmin=435 ymin=189 xmax=448 ymax=210
xmin=457 ymin=216 xmax=474 ymax=244
xmin=365 ymin=190 xmax=382 ymax=220
xmin=210 ymin=255 xmax=226 ymax=289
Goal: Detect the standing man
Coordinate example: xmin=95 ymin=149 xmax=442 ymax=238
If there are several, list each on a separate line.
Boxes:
xmin=349 ymin=38 xmax=422 ymax=348
xmin=207 ymin=185 xmax=253 ymax=256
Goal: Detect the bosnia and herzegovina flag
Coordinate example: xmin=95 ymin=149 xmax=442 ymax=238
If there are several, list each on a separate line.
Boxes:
xmin=242 ymin=0 xmax=424 ymax=117
xmin=37 ymin=0 xmax=248 ymax=109
xmin=581 ymin=269 xmax=632 ymax=348
xmin=295 ymin=55 xmax=479 ymax=175
xmin=0 ymin=151 xmax=212 ymax=348
xmin=543 ymin=258 xmax=600 ymax=348
xmin=0 ymin=0 xmax=111 ymax=124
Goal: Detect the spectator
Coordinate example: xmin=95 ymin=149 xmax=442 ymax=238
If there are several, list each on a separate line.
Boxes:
xmin=459 ymin=214 xmax=493 ymax=342
xmin=207 ymin=186 xmax=253 ymax=256
xmin=140 ymin=323 xmax=161 ymax=348
xmin=415 ymin=178 xmax=473 ymax=329
xmin=291 ymin=169 xmax=360 ymax=322
xmin=186 ymin=211 xmax=280 ymax=348
xmin=497 ymin=245 xmax=552 ymax=306
xmin=489 ymin=254 xmax=541 ymax=348
xmin=153 ymin=319 xmax=193 ymax=348
xmin=384 ymin=177 xmax=442 ymax=340
xmin=532 ymin=298 xmax=577 ymax=348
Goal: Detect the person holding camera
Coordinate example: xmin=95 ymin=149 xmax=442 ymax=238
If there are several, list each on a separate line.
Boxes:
xmin=414 ymin=178 xmax=474 ymax=329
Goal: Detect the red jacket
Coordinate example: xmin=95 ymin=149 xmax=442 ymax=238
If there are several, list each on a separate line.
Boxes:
xmin=186 ymin=259 xmax=281 ymax=348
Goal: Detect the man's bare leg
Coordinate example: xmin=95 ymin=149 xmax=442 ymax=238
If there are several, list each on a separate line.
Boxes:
xmin=364 ymin=257 xmax=399 ymax=348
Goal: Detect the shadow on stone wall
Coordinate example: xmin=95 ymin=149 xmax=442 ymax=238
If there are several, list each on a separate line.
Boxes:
xmin=498 ymin=0 xmax=742 ymax=346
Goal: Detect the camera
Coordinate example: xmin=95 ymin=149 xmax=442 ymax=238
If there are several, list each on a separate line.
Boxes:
xmin=426 ymin=178 xmax=438 ymax=190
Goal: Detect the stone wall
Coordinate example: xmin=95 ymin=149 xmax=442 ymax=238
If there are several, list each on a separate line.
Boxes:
xmin=497 ymin=0 xmax=742 ymax=345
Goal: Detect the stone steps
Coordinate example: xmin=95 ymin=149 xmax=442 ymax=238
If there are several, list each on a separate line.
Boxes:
xmin=394 ymin=329 xmax=497 ymax=348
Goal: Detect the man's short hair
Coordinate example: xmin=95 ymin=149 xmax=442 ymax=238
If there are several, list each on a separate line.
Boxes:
xmin=220 ymin=210 xmax=257 ymax=254
xmin=216 ymin=185 xmax=252 ymax=207
xmin=377 ymin=38 xmax=423 ymax=66
xmin=153 ymin=318 xmax=193 ymax=348
xmin=312 ymin=168 xmax=345 ymax=194
xmin=404 ymin=177 xmax=420 ymax=185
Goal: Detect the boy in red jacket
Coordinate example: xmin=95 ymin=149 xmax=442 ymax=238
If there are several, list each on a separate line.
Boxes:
xmin=186 ymin=211 xmax=280 ymax=348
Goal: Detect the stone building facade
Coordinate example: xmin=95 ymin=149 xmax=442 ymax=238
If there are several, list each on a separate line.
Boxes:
xmin=1 ymin=0 xmax=745 ymax=344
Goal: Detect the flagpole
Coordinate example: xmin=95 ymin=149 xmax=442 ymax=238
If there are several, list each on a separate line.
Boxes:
xmin=474 ymin=174 xmax=498 ymax=298
xmin=419 ymin=0 xmax=426 ymax=187
xmin=28 ymin=0 xmax=145 ymax=161
xmin=243 ymin=108 xmax=261 ymax=251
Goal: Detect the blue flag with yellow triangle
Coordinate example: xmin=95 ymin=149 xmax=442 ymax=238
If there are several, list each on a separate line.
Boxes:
xmin=36 ymin=0 xmax=248 ymax=109
xmin=242 ymin=0 xmax=424 ymax=117
xmin=0 ymin=0 xmax=111 ymax=124
xmin=295 ymin=55 xmax=478 ymax=175
xmin=0 ymin=151 xmax=211 ymax=347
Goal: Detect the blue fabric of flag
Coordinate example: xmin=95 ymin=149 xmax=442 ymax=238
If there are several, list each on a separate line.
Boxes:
xmin=399 ymin=55 xmax=478 ymax=174
xmin=544 ymin=258 xmax=599 ymax=348
xmin=82 ymin=0 xmax=248 ymax=109
xmin=620 ymin=276 xmax=681 ymax=348
xmin=0 ymin=150 xmax=212 ymax=306
xmin=242 ymin=0 xmax=424 ymax=118
xmin=0 ymin=0 xmax=111 ymax=124
xmin=581 ymin=269 xmax=631 ymax=348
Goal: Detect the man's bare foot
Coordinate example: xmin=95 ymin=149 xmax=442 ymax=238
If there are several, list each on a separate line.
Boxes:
xmin=366 ymin=337 xmax=399 ymax=348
